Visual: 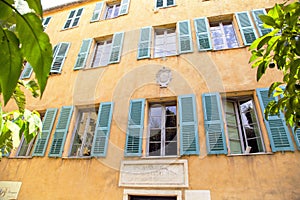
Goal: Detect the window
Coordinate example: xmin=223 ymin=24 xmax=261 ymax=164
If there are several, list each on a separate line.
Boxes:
xmin=91 ymin=39 xmax=113 ymax=67
xmin=130 ymin=196 xmax=176 ymax=200
xmin=16 ymin=135 xmax=35 ymax=157
xmin=20 ymin=62 xmax=33 ymax=79
xmin=223 ymin=96 xmax=265 ymax=154
xmin=154 ymin=28 xmax=177 ymax=58
xmin=70 ymin=108 xmax=98 ymax=157
xmin=42 ymin=16 xmax=52 ymax=29
xmin=210 ymin=21 xmax=239 ymax=50
xmin=105 ymin=3 xmax=120 ymax=19
xmin=63 ymin=8 xmax=84 ymax=29
xmin=148 ymin=103 xmax=177 ymax=157
xmin=156 ymin=0 xmax=175 ymax=8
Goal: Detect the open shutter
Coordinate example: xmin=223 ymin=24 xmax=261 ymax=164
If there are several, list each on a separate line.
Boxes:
xmin=235 ymin=11 xmax=258 ymax=45
xmin=50 ymin=42 xmax=70 ymax=73
xmin=74 ymin=39 xmax=92 ymax=70
xmin=20 ymin=62 xmax=33 ymax=79
xmin=194 ymin=17 xmax=212 ymax=51
xmin=256 ymin=88 xmax=294 ymax=152
xmin=49 ymin=106 xmax=74 ymax=157
xmin=251 ymin=9 xmax=272 ymax=36
xmin=293 ymin=129 xmax=300 ymax=150
xmin=202 ymin=93 xmax=227 ymax=154
xmin=177 ymin=20 xmax=193 ymax=54
xmin=32 ymin=108 xmax=58 ymax=156
xmin=137 ymin=27 xmax=152 ymax=59
xmin=125 ymin=99 xmax=145 ymax=156
xmin=109 ymin=32 xmax=124 ymax=64
xmin=119 ymin=0 xmax=131 ymax=15
xmin=91 ymin=2 xmax=104 ymax=22
xmin=91 ymin=102 xmax=114 ymax=157
xmin=178 ymin=94 xmax=199 ymax=155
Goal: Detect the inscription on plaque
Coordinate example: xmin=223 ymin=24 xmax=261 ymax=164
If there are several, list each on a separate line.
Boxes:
xmin=119 ymin=160 xmax=188 ymax=187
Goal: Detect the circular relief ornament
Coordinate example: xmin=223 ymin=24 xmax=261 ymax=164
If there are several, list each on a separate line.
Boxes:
xmin=156 ymin=67 xmax=172 ymax=88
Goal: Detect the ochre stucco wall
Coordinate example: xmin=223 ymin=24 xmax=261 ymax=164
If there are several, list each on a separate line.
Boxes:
xmin=2 ymin=0 xmax=299 ymax=199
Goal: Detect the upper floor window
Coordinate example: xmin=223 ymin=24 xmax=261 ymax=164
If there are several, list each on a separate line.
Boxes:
xmin=91 ymin=39 xmax=113 ymax=67
xmin=20 ymin=62 xmax=33 ymax=79
xmin=50 ymin=42 xmax=71 ymax=74
xmin=16 ymin=135 xmax=36 ymax=157
xmin=105 ymin=3 xmax=120 ymax=19
xmin=154 ymin=28 xmax=177 ymax=58
xmin=210 ymin=21 xmax=239 ymax=50
xmin=156 ymin=0 xmax=175 ymax=8
xmin=42 ymin=16 xmax=52 ymax=29
xmin=63 ymin=8 xmax=84 ymax=30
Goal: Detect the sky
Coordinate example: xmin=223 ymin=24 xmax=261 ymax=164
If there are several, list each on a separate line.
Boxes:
xmin=41 ymin=0 xmax=76 ymax=9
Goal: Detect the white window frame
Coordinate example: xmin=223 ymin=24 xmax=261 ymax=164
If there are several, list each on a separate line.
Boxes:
xmin=90 ymin=38 xmax=113 ymax=68
xmin=104 ymin=3 xmax=121 ymax=19
xmin=42 ymin=16 xmax=52 ymax=29
xmin=155 ymin=0 xmax=176 ymax=9
xmin=210 ymin=21 xmax=239 ymax=50
xmin=154 ymin=27 xmax=177 ymax=58
xmin=63 ymin=8 xmax=83 ymax=30
xmin=147 ymin=102 xmax=178 ymax=157
xmin=16 ymin=135 xmax=35 ymax=157
xmin=223 ymin=95 xmax=266 ymax=155
xmin=69 ymin=108 xmax=98 ymax=157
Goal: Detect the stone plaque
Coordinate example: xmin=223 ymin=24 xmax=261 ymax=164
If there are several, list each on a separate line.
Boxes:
xmin=0 ymin=181 xmax=22 ymax=200
xmin=119 ymin=159 xmax=188 ymax=187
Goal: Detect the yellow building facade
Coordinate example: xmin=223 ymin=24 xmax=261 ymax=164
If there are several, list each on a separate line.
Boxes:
xmin=1 ymin=0 xmax=300 ymax=199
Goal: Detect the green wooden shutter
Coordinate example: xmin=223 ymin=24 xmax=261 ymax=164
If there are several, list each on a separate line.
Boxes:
xmin=91 ymin=102 xmax=114 ymax=157
xmin=32 ymin=108 xmax=58 ymax=156
xmin=235 ymin=11 xmax=258 ymax=45
xmin=251 ymin=9 xmax=272 ymax=36
xmin=137 ymin=27 xmax=152 ymax=59
xmin=194 ymin=17 xmax=212 ymax=51
xmin=20 ymin=62 xmax=33 ymax=79
xmin=177 ymin=20 xmax=193 ymax=54
xmin=49 ymin=106 xmax=74 ymax=157
xmin=256 ymin=88 xmax=294 ymax=152
xmin=50 ymin=42 xmax=70 ymax=74
xmin=91 ymin=2 xmax=104 ymax=22
xmin=178 ymin=94 xmax=199 ymax=155
xmin=202 ymin=93 xmax=227 ymax=154
xmin=109 ymin=32 xmax=124 ymax=64
xmin=74 ymin=39 xmax=92 ymax=70
xmin=119 ymin=0 xmax=131 ymax=15
xmin=125 ymin=99 xmax=145 ymax=156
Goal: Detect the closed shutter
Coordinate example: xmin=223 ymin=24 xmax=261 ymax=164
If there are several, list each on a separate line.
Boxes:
xmin=202 ymin=93 xmax=227 ymax=154
xmin=177 ymin=20 xmax=193 ymax=54
xmin=194 ymin=17 xmax=212 ymax=51
xmin=91 ymin=2 xmax=104 ymax=22
xmin=119 ymin=0 xmax=131 ymax=15
xmin=74 ymin=39 xmax=92 ymax=70
xmin=235 ymin=11 xmax=258 ymax=45
xmin=256 ymin=88 xmax=294 ymax=152
xmin=251 ymin=9 xmax=272 ymax=36
xmin=109 ymin=32 xmax=124 ymax=64
xmin=20 ymin=62 xmax=33 ymax=79
xmin=137 ymin=27 xmax=152 ymax=59
xmin=42 ymin=16 xmax=52 ymax=28
xmin=50 ymin=42 xmax=70 ymax=73
xmin=91 ymin=102 xmax=114 ymax=157
xmin=178 ymin=94 xmax=199 ymax=155
xmin=125 ymin=99 xmax=145 ymax=156
xmin=49 ymin=106 xmax=74 ymax=157
xmin=32 ymin=108 xmax=58 ymax=156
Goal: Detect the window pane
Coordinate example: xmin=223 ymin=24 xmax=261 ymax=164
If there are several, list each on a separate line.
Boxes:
xmin=165 ymin=141 xmax=177 ymax=155
xmin=167 ymin=0 xmax=174 ymax=6
xmin=223 ymin=24 xmax=239 ymax=48
xmin=105 ymin=6 xmax=113 ymax=19
xmin=149 ymin=143 xmax=161 ymax=156
xmin=150 ymin=129 xmax=161 ymax=141
xmin=156 ymin=0 xmax=163 ymax=8
xmin=18 ymin=138 xmax=30 ymax=156
xmin=113 ymin=5 xmax=120 ymax=18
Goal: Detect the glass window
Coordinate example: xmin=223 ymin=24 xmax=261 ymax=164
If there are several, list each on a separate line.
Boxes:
xmin=105 ymin=3 xmax=120 ymax=19
xmin=154 ymin=28 xmax=177 ymax=58
xmin=91 ymin=39 xmax=112 ymax=67
xmin=70 ymin=109 xmax=98 ymax=157
xmin=210 ymin=21 xmax=239 ymax=50
xmin=223 ymin=96 xmax=265 ymax=154
xmin=17 ymin=136 xmax=35 ymax=157
xmin=156 ymin=0 xmax=175 ymax=8
xmin=63 ymin=8 xmax=83 ymax=29
xmin=148 ymin=103 xmax=177 ymax=157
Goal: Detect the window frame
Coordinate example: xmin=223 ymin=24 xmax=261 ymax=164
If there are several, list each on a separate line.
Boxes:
xmin=155 ymin=0 xmax=176 ymax=9
xmin=154 ymin=27 xmax=177 ymax=58
xmin=104 ymin=2 xmax=121 ymax=20
xmin=90 ymin=38 xmax=113 ymax=68
xmin=42 ymin=16 xmax=52 ymax=29
xmin=146 ymin=102 xmax=178 ymax=157
xmin=63 ymin=8 xmax=84 ymax=30
xmin=16 ymin=135 xmax=35 ymax=157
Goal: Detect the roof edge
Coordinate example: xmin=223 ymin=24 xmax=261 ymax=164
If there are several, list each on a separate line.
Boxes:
xmin=43 ymin=0 xmax=89 ymax=12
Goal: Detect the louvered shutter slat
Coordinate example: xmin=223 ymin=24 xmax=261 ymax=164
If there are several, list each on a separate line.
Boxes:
xmin=91 ymin=102 xmax=114 ymax=157
xmin=74 ymin=39 xmax=92 ymax=70
xmin=235 ymin=12 xmax=257 ymax=45
xmin=178 ymin=94 xmax=199 ymax=155
xmin=32 ymin=108 xmax=58 ymax=156
xmin=125 ymin=99 xmax=145 ymax=156
xmin=194 ymin=17 xmax=212 ymax=51
xmin=251 ymin=9 xmax=272 ymax=36
xmin=49 ymin=106 xmax=74 ymax=157
xmin=109 ymin=32 xmax=124 ymax=64
xmin=256 ymin=88 xmax=294 ymax=152
xmin=138 ymin=27 xmax=152 ymax=59
xmin=50 ymin=42 xmax=70 ymax=73
xmin=177 ymin=20 xmax=193 ymax=54
xmin=202 ymin=93 xmax=227 ymax=154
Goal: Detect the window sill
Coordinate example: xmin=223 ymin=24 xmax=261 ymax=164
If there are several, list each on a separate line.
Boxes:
xmin=227 ymin=152 xmax=273 ymax=157
xmin=141 ymin=155 xmax=180 ymax=159
xmin=210 ymin=46 xmax=246 ymax=52
xmin=83 ymin=65 xmax=108 ymax=71
xmin=62 ymin=156 xmax=92 ymax=159
xmin=61 ymin=25 xmax=79 ymax=31
xmin=154 ymin=4 xmax=177 ymax=12
xmin=10 ymin=156 xmax=33 ymax=159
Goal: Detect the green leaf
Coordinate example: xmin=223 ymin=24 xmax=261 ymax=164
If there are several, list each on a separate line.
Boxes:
xmin=6 ymin=120 xmax=20 ymax=148
xmin=260 ymin=15 xmax=277 ymax=27
xmin=0 ymin=28 xmax=22 ymax=104
xmin=25 ymin=0 xmax=43 ymax=16
xmin=0 ymin=0 xmax=14 ymax=22
xmin=257 ymin=36 xmax=272 ymax=50
xmin=24 ymin=80 xmax=40 ymax=98
xmin=269 ymin=82 xmax=283 ymax=97
xmin=257 ymin=61 xmax=266 ymax=81
xmin=16 ymin=12 xmax=52 ymax=98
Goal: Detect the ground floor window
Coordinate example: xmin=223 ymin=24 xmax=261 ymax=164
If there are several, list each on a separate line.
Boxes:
xmin=130 ymin=196 xmax=176 ymax=200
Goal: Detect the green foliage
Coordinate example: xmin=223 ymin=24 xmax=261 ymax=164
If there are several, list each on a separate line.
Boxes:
xmin=0 ymin=0 xmax=52 ymax=104
xmin=249 ymin=1 xmax=300 ymax=128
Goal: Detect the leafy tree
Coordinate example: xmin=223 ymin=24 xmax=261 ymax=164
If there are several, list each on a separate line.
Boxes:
xmin=0 ymin=0 xmax=53 ymax=156
xmin=249 ymin=1 xmax=300 ymax=129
